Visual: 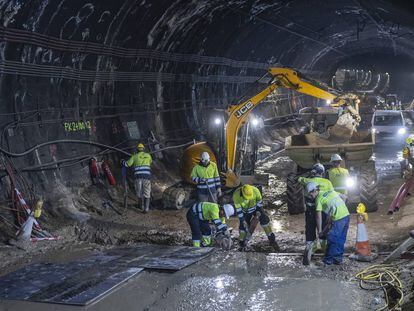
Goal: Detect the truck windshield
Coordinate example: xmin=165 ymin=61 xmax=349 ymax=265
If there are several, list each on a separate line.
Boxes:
xmin=374 ymin=115 xmax=403 ymax=126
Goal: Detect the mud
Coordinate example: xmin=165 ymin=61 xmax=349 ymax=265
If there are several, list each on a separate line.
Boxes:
xmin=0 ymin=136 xmax=413 ymax=310
xmin=0 ymin=251 xmax=378 ymax=311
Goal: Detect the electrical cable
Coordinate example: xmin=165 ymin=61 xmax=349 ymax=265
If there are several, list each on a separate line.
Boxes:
xmin=0 ymin=26 xmax=270 ymax=70
xmin=355 ymin=264 xmax=404 ymax=310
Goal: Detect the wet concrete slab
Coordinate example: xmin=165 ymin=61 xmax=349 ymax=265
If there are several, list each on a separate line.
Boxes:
xmin=0 ymin=252 xmax=374 ymax=311
xmin=0 ymin=245 xmax=214 ymax=306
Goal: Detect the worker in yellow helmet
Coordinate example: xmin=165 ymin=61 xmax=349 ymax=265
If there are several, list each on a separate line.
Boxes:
xmin=191 ymin=152 xmax=221 ymax=202
xmin=122 ymin=143 xmax=153 ymax=213
xmin=401 ymin=135 xmax=414 ymax=180
xmin=327 ymin=154 xmax=350 ymax=201
xmin=233 ymin=184 xmax=279 ymax=250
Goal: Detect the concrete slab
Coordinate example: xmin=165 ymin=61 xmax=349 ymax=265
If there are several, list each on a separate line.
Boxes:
xmin=0 ymin=245 xmax=215 ymax=306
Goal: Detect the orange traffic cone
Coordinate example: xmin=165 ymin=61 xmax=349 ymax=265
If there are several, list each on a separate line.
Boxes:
xmin=350 ymin=203 xmax=378 ymax=262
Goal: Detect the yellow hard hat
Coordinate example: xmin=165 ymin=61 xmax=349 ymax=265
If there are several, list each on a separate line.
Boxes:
xmin=356 ymin=203 xmax=366 ymax=214
xmin=356 ymin=203 xmax=368 ymax=221
xmin=406 ymin=137 xmax=413 ymax=145
xmin=242 ymin=184 xmax=254 ymax=200
xmin=137 ymin=143 xmax=145 ymax=149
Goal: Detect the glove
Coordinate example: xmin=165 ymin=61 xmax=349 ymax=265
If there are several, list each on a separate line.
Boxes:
xmin=121 ymin=160 xmax=127 ymax=167
xmin=217 ymin=188 xmax=222 ymax=197
xmin=198 ymin=178 xmax=207 ymax=184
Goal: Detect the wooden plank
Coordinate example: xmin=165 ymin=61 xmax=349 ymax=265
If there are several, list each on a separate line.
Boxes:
xmin=383 ymin=237 xmax=414 ymax=264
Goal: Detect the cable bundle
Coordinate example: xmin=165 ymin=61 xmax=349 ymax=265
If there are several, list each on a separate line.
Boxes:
xmin=355 ymin=264 xmax=404 ymax=311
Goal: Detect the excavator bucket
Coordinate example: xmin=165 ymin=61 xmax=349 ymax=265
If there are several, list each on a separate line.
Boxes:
xmin=221 ymin=171 xmax=241 ymax=188
xmin=327 ymin=113 xmax=358 ymax=143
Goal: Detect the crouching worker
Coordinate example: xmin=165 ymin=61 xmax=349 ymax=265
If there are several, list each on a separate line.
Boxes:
xmin=307 ymin=182 xmax=350 ymax=265
xmin=298 ymin=163 xmax=333 ymax=264
xmin=186 ymin=202 xmax=234 ymax=250
xmin=233 ymin=184 xmax=279 ymax=251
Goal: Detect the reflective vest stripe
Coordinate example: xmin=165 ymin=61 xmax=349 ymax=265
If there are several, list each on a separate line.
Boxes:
xmin=236 ymin=208 xmax=244 ymax=218
xmin=246 ymin=206 xmax=256 ymax=214
xmin=213 ymin=219 xmax=226 ymax=231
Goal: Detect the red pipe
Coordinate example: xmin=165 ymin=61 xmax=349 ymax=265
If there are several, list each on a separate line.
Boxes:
xmin=388 ymin=177 xmax=414 ymax=214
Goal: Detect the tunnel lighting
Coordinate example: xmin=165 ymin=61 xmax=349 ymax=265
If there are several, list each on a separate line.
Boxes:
xmin=371 ymin=128 xmax=377 ymax=134
xmin=398 ymin=127 xmax=406 ymax=135
xmin=385 ymin=72 xmax=389 ymax=75
xmin=326 ymin=99 xmax=332 ymax=105
xmin=214 ymin=117 xmax=221 ymax=125
xmin=251 ymin=117 xmax=260 ymax=127
xmin=345 ymin=177 xmax=356 ymax=189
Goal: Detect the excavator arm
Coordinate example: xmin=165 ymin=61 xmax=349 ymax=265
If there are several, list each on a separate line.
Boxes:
xmin=225 ymin=67 xmax=360 ymax=176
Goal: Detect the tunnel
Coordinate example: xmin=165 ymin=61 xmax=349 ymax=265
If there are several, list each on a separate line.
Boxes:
xmin=0 ymin=1 xmax=414 ymax=310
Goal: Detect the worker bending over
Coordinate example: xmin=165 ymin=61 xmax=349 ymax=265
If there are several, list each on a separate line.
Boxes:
xmin=191 ymin=152 xmax=221 ymax=202
xmin=327 ymin=154 xmax=349 ymax=201
xmin=123 ymin=143 xmax=152 ymax=213
xmin=298 ymin=163 xmax=333 ymax=264
xmin=186 ymin=202 xmax=234 ymax=249
xmin=233 ymin=184 xmax=279 ymax=250
xmin=307 ymin=182 xmax=350 ymax=265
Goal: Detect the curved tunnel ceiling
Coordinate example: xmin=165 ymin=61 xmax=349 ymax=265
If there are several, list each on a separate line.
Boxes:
xmin=0 ymin=0 xmax=414 ymax=158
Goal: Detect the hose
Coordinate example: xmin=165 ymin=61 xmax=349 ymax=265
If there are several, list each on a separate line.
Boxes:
xmin=0 ymin=139 xmax=196 ymax=171
xmin=355 ymin=264 xmax=404 ymax=310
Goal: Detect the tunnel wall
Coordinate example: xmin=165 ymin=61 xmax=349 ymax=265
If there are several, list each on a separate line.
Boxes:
xmin=0 ymin=0 xmax=414 ymax=219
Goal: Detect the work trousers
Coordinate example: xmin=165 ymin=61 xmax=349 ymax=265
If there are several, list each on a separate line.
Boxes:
xmin=324 ymin=215 xmax=350 ymax=265
xmin=135 ymin=178 xmax=151 ymax=199
xmin=305 ymin=196 xmax=317 ymax=242
xmin=305 ymin=196 xmax=328 ymax=243
xmin=186 ymin=208 xmax=211 ymax=242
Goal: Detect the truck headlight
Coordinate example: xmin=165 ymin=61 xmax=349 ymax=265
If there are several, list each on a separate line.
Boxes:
xmin=398 ymin=127 xmax=406 ymax=135
xmin=346 ymin=177 xmax=356 ymax=188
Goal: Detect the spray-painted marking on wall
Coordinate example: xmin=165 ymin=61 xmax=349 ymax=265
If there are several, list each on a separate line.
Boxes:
xmin=64 ymin=121 xmax=92 ymax=132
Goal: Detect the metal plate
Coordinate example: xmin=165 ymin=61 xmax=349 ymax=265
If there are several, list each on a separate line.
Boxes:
xmin=0 ymin=245 xmax=215 ymax=306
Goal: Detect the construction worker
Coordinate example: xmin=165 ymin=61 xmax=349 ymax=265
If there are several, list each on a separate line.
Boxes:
xmin=191 ymin=152 xmax=221 ymax=202
xmin=306 ymin=182 xmax=350 ymax=265
xmin=122 ymin=143 xmax=152 ymax=213
xmin=186 ymin=202 xmax=234 ymax=249
xmin=402 ymin=135 xmax=414 ymax=168
xmin=233 ymin=184 xmax=279 ymax=250
xmin=298 ymin=163 xmax=334 ymax=264
xmin=327 ymin=154 xmax=350 ymax=201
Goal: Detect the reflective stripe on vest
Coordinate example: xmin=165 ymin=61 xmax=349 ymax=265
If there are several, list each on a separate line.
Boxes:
xmin=197 ymin=177 xmax=217 ymax=189
xmin=246 ymin=206 xmax=257 ymax=214
xmin=134 ymin=166 xmax=151 ymax=175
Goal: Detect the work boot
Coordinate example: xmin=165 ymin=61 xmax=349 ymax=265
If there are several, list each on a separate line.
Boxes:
xmin=268 ymin=233 xmax=280 ymax=252
xmin=303 ymin=242 xmax=313 ymax=266
xmin=143 ymin=198 xmax=150 ymax=213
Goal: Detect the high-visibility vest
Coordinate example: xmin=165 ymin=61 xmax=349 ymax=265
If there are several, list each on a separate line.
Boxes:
xmin=191 ymin=202 xmax=226 ymax=231
xmin=126 ymin=152 xmax=152 ymax=179
xmin=327 ymin=167 xmax=349 ymax=194
xmin=191 ymin=162 xmax=220 ymax=193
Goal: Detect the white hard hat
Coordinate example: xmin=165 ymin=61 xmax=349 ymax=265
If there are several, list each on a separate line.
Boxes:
xmin=312 ymin=163 xmax=325 ymax=175
xmin=201 ymin=152 xmax=210 ymax=162
xmin=223 ymin=204 xmax=234 ymax=219
xmin=306 ymin=182 xmax=319 ymax=193
xmin=330 ymin=154 xmax=342 ymax=162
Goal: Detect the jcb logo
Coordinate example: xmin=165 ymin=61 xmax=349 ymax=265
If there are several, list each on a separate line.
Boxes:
xmin=235 ymin=101 xmax=253 ymax=118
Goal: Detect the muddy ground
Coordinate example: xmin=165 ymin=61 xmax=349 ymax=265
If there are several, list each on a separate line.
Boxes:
xmin=0 ymin=139 xmax=413 ymax=310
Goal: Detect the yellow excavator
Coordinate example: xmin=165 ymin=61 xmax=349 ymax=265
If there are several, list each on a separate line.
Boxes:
xmin=222 ymin=67 xmax=361 ymax=187
xmin=166 ymin=67 xmax=376 ymax=213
